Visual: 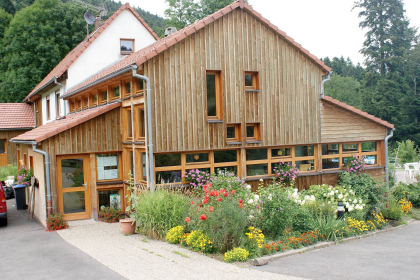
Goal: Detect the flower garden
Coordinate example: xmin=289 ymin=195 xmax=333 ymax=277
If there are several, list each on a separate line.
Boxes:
xmin=126 ymin=154 xmax=420 ymax=262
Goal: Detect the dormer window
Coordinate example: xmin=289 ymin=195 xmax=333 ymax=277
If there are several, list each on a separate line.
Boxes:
xmin=120 ymin=39 xmax=134 ymax=54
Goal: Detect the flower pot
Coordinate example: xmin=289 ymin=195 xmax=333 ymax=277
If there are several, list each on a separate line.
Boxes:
xmin=120 ymin=218 xmax=136 ymax=235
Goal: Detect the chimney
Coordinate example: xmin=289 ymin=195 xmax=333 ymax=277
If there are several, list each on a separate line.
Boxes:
xmin=94 ymin=15 xmax=103 ymax=30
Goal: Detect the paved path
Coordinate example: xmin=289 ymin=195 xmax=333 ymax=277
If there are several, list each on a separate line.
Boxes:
xmin=252 ymin=221 xmax=420 ymax=280
xmin=58 ymin=220 xmax=301 ymax=280
xmin=0 ymin=198 xmax=124 ymax=280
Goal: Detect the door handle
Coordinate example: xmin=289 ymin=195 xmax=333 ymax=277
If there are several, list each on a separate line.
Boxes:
xmin=82 ymin=182 xmax=87 ymax=189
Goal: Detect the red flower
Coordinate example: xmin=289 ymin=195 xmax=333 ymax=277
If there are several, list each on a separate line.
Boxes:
xmin=200 ymin=214 xmax=207 ymax=220
xmin=239 ymin=199 xmax=243 ymax=203
xmin=204 ymin=183 xmax=212 ymax=188
xmin=209 ymin=206 xmax=214 ymax=212
xmin=239 ymin=203 xmax=243 ymax=208
xmin=203 ymin=198 xmax=209 ymax=204
xmin=231 ymin=190 xmax=236 ymax=195
xmin=224 ymin=192 xmax=228 ymax=197
xmin=190 ymin=201 xmax=194 ymax=205
xmin=185 ymin=217 xmax=191 ymax=222
xmin=210 ymin=191 xmax=215 ymax=196
xmin=220 ymin=188 xmax=226 ymax=193
xmin=217 ymin=198 xmax=222 ymax=202
xmin=257 ymin=205 xmax=260 ymax=210
xmin=215 ymin=191 xmax=219 ymax=197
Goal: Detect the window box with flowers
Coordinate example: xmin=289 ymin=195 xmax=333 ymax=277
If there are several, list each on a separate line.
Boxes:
xmin=272 ymin=162 xmax=299 ymax=183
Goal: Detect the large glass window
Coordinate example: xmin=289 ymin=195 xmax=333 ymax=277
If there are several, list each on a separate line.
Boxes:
xmin=321 ymin=142 xmax=379 ymax=170
xmin=155 ymin=153 xmax=181 ymax=167
xmin=98 ymin=189 xmax=121 ymax=209
xmin=246 ymin=149 xmax=267 ymax=161
xmin=214 ymin=150 xmax=237 ymax=163
xmin=97 ymin=153 xmax=119 ymax=181
xmin=295 ymin=145 xmax=314 ymax=157
xmin=186 ymin=153 xmax=209 ymax=164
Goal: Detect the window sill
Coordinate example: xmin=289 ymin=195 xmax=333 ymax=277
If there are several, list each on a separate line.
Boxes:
xmin=207 ymin=120 xmax=224 ymax=123
xmin=246 ymin=140 xmax=261 ymax=144
xmin=245 ymin=89 xmax=260 ymax=93
xmin=226 ymin=141 xmax=242 ymax=145
xmin=97 ymin=180 xmax=124 ymax=185
xmin=134 ymin=141 xmax=145 ymax=145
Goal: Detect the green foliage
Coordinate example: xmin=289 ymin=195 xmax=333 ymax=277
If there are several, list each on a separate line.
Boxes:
xmin=381 ymin=197 xmax=403 ymax=220
xmin=242 ymin=226 xmax=265 ymax=258
xmin=223 ymin=247 xmax=249 ymax=263
xmin=134 ymin=190 xmax=190 ymax=239
xmin=0 ymin=0 xmax=15 ymax=15
xmin=411 ymin=208 xmax=420 ymax=220
xmin=0 ymin=164 xmax=17 ymax=181
xmin=322 ymin=56 xmax=365 ymax=82
xmin=0 ymin=7 xmax=12 ymax=38
xmin=184 ymin=230 xmax=214 ymax=253
xmin=338 ymin=172 xmax=385 ymax=208
xmin=392 ymin=182 xmax=420 ymax=207
xmin=310 ymin=215 xmax=346 ymax=242
xmin=46 ymin=212 xmax=68 ymax=231
xmin=164 ymin=0 xmax=200 ymax=30
xmin=394 ymin=140 xmax=418 ymax=165
xmin=324 ymin=73 xmax=362 ymax=109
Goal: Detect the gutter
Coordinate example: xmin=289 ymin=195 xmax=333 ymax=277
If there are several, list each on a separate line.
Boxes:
xmin=54 ymin=78 xmax=66 ymax=116
xmin=27 ymin=97 xmax=37 ymax=128
xmin=24 ymin=76 xmax=58 ymax=102
xmin=10 ymin=140 xmax=53 ymax=217
xmin=61 ymin=65 xmax=134 ymax=99
xmin=384 ymin=128 xmax=395 ymax=208
xmin=132 ymin=65 xmax=154 ymax=192
xmin=320 ymin=71 xmax=332 ymax=99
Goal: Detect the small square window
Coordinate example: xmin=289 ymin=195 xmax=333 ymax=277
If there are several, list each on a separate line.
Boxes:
xmin=90 ymin=93 xmax=98 ymax=107
xmin=120 ymin=39 xmax=134 ymax=54
xmin=246 ymin=123 xmax=260 ymax=141
xmin=226 ymin=124 xmax=241 ymax=143
xmin=123 ymin=79 xmax=131 ymax=97
xmin=136 ymin=78 xmax=144 ymax=94
xmin=110 ymin=84 xmax=120 ymax=100
xmin=244 ymin=71 xmax=259 ymax=91
xmin=99 ymin=89 xmax=108 ymax=104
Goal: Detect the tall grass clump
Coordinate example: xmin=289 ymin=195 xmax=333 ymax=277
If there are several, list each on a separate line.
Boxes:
xmin=135 ymin=190 xmax=190 ymax=239
xmin=0 ymin=164 xmax=18 ymax=181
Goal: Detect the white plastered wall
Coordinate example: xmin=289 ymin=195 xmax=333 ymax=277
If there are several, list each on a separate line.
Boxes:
xmin=41 ymin=82 xmax=66 ymax=125
xmin=67 ymin=9 xmax=157 ymax=89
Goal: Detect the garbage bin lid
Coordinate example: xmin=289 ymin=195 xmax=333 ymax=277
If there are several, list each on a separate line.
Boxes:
xmin=14 ymin=184 xmax=28 ymax=189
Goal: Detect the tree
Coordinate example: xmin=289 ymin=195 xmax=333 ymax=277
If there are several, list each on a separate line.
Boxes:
xmin=394 ymin=140 xmax=418 ymax=165
xmin=324 ymin=73 xmax=363 ymax=109
xmin=322 ymin=56 xmax=365 ymax=81
xmin=0 ymin=0 xmax=86 ymax=102
xmin=353 ymin=0 xmax=418 ymax=74
xmin=0 ymin=0 xmax=15 ymax=15
xmin=164 ymin=0 xmax=200 ymax=30
xmin=0 ymin=7 xmax=12 ymax=38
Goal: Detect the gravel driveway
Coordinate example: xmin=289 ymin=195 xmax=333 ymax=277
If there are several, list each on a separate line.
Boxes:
xmin=58 ymin=221 xmax=301 ymax=280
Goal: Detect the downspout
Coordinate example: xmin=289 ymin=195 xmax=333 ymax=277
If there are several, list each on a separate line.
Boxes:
xmin=131 ymin=96 xmax=137 ymax=184
xmin=385 ymin=128 xmax=395 ymax=208
xmin=320 ymin=71 xmax=333 ymax=99
xmin=54 ymin=78 xmax=66 ymax=116
xmin=32 ymin=143 xmax=53 ymax=216
xmin=132 ymin=65 xmax=154 ymax=192
xmin=27 ymin=97 xmax=37 ymax=128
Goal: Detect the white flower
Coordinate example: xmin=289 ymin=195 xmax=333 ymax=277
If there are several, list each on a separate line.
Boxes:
xmin=359 ymin=199 xmax=362 ymax=204
xmin=348 ymin=206 xmax=354 ymax=212
xmin=323 ymin=193 xmax=327 ymax=197
xmin=335 ymin=190 xmax=338 ymax=193
xmin=248 ymin=199 xmax=254 ymax=204
xmin=329 ymin=191 xmax=334 ymax=196
xmin=346 ymin=203 xmax=350 ymax=208
xmin=259 ymin=179 xmax=263 ymax=182
xmin=245 ymin=184 xmax=251 ymax=190
xmin=268 ymin=194 xmax=272 ymax=201
xmin=249 ymin=215 xmax=254 ymax=219
xmin=353 ymin=199 xmax=357 ymax=204
xmin=254 ymin=194 xmax=260 ymax=200
xmin=338 ymin=194 xmax=343 ymax=199
xmin=343 ymin=198 xmax=347 ymax=202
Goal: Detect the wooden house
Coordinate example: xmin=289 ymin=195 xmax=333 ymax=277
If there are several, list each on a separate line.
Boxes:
xmin=12 ymin=0 xmax=394 ymax=224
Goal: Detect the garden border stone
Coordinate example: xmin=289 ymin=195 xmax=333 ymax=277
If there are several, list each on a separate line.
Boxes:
xmin=249 ymin=219 xmax=415 ymax=266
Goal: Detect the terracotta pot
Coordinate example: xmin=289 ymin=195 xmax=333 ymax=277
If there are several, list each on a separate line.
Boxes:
xmin=120 ymin=218 xmax=136 ymax=235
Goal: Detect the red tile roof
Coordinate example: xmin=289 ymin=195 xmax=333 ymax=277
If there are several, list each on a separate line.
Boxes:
xmin=23 ymin=3 xmax=159 ymax=102
xmin=11 ymin=102 xmax=120 ymax=143
xmin=0 ymin=103 xmax=34 ymax=129
xmin=64 ymin=0 xmax=331 ymax=98
xmin=322 ymin=96 xmax=394 ymax=129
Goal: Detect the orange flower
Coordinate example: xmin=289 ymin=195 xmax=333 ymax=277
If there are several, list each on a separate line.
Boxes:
xmin=185 ymin=217 xmax=191 ymax=222
xmin=209 ymin=206 xmax=214 ymax=212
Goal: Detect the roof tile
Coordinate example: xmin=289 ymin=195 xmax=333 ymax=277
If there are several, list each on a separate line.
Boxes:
xmin=0 ymin=103 xmax=35 ymax=129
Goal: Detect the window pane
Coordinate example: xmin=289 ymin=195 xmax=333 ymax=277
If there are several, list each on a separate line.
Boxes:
xmin=63 ymin=192 xmax=85 ymax=214
xmin=296 ymin=160 xmax=314 ymax=171
xmin=226 ymin=127 xmax=235 ymax=139
xmin=114 ymin=86 xmax=120 ymax=97
xmin=137 ymin=79 xmax=144 ymax=91
xmin=245 ymin=74 xmax=253 ymax=87
xmin=322 ymin=144 xmax=339 ymax=155
xmin=206 ymin=74 xmax=216 ymax=116
xmin=246 ymin=163 xmax=268 ymax=176
xmin=215 ymin=166 xmax=237 ymax=175
xmin=186 ymin=153 xmax=209 ymax=163
xmin=156 ymin=170 xmax=182 ymax=184
xmin=343 ymin=143 xmax=358 ymax=153
xmin=127 ymin=110 xmax=132 ymax=138
xmin=126 ymin=82 xmax=131 ymax=94
xmin=214 ymin=150 xmax=237 ymax=163
xmin=93 ymin=94 xmax=97 ymax=103
xmin=121 ymin=40 xmax=133 ymax=52
xmin=103 ymin=91 xmax=107 ymax=101
xmin=322 ymin=158 xmax=340 ymax=169
xmin=138 ymin=109 xmax=145 ymax=138
xmin=155 ymin=153 xmax=181 ymax=167
xmin=246 ymin=126 xmax=254 ymax=138
xmin=61 ymin=158 xmax=84 ymax=188
xmin=97 ymin=153 xmax=119 ymax=180
xmin=295 ymin=146 xmax=314 ymax=157
xmin=246 ymin=148 xmax=267 ymax=161
xmin=98 ymin=189 xmax=121 ymax=209
xmin=364 ymin=155 xmax=377 ymax=165
xmin=362 ymin=142 xmax=376 ymax=152
xmin=141 ymin=153 xmax=147 ymax=181
xmin=271 ymin=148 xmax=291 ymax=158
xmin=0 ymin=140 xmax=5 ymax=153
xmin=129 ymin=151 xmax=133 ymax=176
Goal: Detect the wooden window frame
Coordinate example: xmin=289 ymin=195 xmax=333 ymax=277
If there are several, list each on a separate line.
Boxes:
xmin=245 ymin=145 xmax=317 ymax=178
xmin=138 ymin=150 xmax=147 ymax=182
xmin=246 ymin=123 xmax=261 ymax=142
xmin=17 ymin=149 xmax=21 ymax=170
xmin=120 ymin=38 xmax=135 ymax=55
xmin=89 ymin=92 xmax=98 ymax=107
xmin=109 ymin=83 xmax=121 ymax=101
xmin=122 ymin=78 xmax=132 ymax=98
xmin=46 ymin=95 xmax=51 ymax=120
xmin=99 ymin=88 xmax=108 ymax=104
xmin=0 ymin=139 xmax=6 ymax=154
xmin=321 ymin=141 xmax=380 ymax=170
xmin=96 ymin=186 xmax=124 ymax=211
xmin=226 ymin=123 xmax=241 ymax=143
xmin=95 ymin=152 xmax=123 ymax=182
xmin=75 ymin=98 xmax=82 ymax=111
xmin=69 ymin=100 xmax=76 ymax=113
xmin=55 ymin=90 xmax=60 ymax=117
xmin=122 ymin=107 xmax=133 ymax=141
xmin=82 ymin=95 xmax=89 ymax=110
xmin=244 ymin=71 xmax=259 ymax=91
xmin=134 ymin=77 xmax=144 ymax=95
xmin=134 ymin=106 xmax=145 ymax=142
xmin=154 ymin=150 xmax=240 ymax=185
xmin=206 ymin=70 xmax=223 ymax=121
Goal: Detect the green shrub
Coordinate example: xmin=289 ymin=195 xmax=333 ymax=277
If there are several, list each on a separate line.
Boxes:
xmin=0 ymin=164 xmax=17 ymax=181
xmin=241 ymin=227 xmax=265 ymax=258
xmin=98 ymin=206 xmax=124 ymax=223
xmin=381 ymin=198 xmax=403 ymax=220
xmin=310 ymin=215 xmax=346 ymax=241
xmin=392 ymin=182 xmax=420 ymax=207
xmin=135 ymin=190 xmax=190 ymax=239
xmin=165 ymin=226 xmax=184 ymax=244
xmin=395 ymin=140 xmax=418 ymax=165
xmin=223 ymin=247 xmax=249 ymax=262
xmin=184 ymin=230 xmax=214 ymax=253
xmin=411 ymin=208 xmax=420 ymax=220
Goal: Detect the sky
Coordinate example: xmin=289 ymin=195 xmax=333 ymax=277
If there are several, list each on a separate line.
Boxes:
xmin=125 ymin=0 xmax=420 ymax=66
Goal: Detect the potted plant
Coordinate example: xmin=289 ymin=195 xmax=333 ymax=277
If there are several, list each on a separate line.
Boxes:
xmin=121 ymin=171 xmax=136 ymax=235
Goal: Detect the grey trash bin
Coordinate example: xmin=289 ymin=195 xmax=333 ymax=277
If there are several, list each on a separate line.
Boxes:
xmin=14 ymin=184 xmax=28 ymax=210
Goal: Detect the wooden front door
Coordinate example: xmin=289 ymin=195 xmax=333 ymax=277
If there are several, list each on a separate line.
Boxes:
xmin=57 ymin=155 xmax=91 ymax=220
xmin=0 ymin=139 xmax=7 ymax=166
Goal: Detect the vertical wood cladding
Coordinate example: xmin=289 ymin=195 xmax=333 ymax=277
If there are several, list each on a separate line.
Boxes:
xmin=0 ymin=130 xmax=31 ymax=165
xmin=145 ymin=9 xmax=325 ymax=153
